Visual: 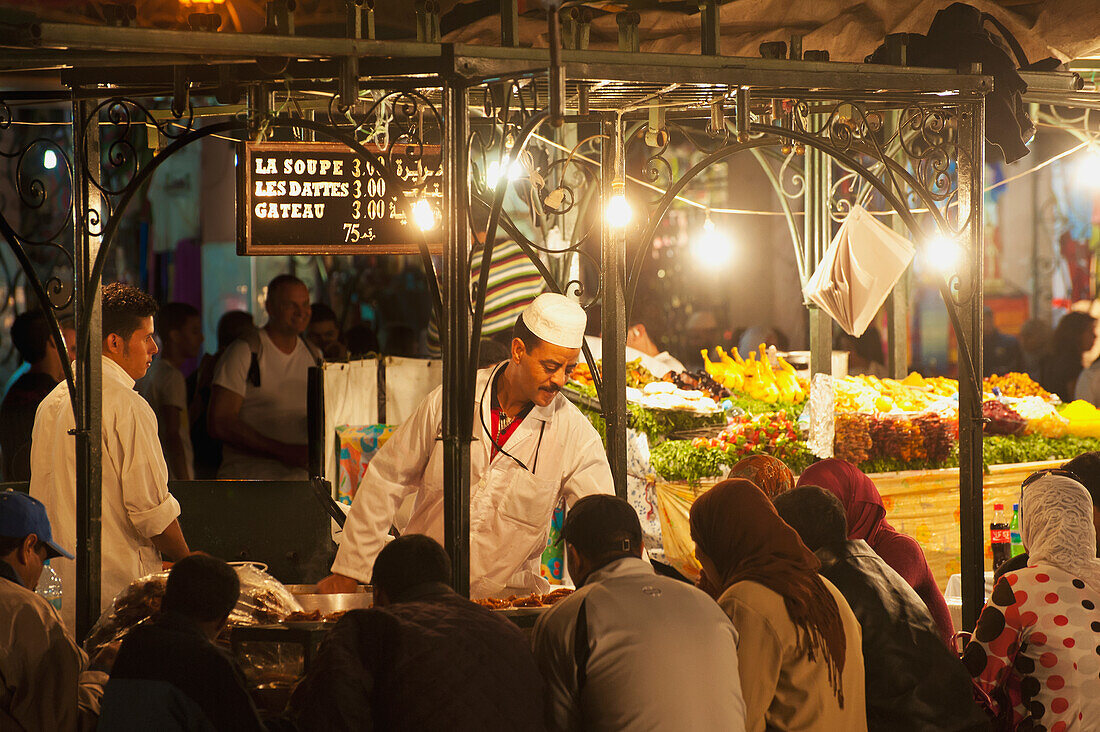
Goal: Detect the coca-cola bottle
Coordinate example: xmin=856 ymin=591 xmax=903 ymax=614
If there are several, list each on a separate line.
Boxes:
xmin=990 ymin=502 xmax=1011 ymax=571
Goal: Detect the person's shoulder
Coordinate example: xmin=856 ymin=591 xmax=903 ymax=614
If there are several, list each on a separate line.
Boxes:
xmin=533 ymin=583 xmax=594 ymax=633
xmin=720 ymin=579 xmax=788 ymax=617
xmin=0 ymin=578 xmax=65 ymax=631
xmin=651 ymin=574 xmax=735 ymax=617
xmin=219 ymin=338 xmax=253 ymax=363
xmin=32 ymin=378 xmax=73 ymax=418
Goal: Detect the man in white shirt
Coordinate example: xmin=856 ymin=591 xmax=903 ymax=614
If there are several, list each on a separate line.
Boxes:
xmin=531 ymin=495 xmax=747 ymax=732
xmin=208 ymin=274 xmax=319 ymax=480
xmin=137 ymin=302 xmax=203 ymax=480
xmin=31 ymin=283 xmax=191 ymax=631
xmin=318 ymin=293 xmax=613 ymax=599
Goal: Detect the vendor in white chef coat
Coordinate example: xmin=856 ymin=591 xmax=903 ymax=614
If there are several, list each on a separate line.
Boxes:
xmin=318 ymin=293 xmax=613 ymax=599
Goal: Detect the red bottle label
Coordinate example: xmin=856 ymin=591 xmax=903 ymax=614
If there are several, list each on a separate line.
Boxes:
xmin=990 ymin=528 xmax=1010 ymax=543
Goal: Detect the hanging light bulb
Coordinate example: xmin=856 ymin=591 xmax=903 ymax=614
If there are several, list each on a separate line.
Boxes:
xmin=412 ymin=197 xmax=438 ymax=231
xmin=692 ymin=212 xmax=732 ymax=267
xmin=42 ymin=149 xmax=57 ymax=170
xmin=605 ymin=181 xmax=632 ymax=228
xmin=924 ymin=233 xmax=962 ymax=274
xmin=1076 ymin=145 xmax=1100 ymax=188
xmin=485 ymin=155 xmax=525 ymax=188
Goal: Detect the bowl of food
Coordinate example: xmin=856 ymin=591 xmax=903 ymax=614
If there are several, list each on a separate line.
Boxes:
xmin=284 ymin=584 xmax=373 ymax=614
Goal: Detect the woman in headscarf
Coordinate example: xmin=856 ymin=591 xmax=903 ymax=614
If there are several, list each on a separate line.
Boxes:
xmin=690 ymin=479 xmax=866 ymax=732
xmin=797 ymin=458 xmax=954 ymax=644
xmin=964 ymin=473 xmax=1100 ymax=729
xmin=726 ymin=454 xmax=795 ymax=500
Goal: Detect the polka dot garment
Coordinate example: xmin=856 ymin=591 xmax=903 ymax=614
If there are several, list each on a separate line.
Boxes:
xmin=964 ymin=566 xmax=1100 ymax=730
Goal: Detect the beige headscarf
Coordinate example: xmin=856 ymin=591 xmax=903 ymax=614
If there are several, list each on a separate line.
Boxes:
xmin=1022 ymin=474 xmax=1100 ymax=589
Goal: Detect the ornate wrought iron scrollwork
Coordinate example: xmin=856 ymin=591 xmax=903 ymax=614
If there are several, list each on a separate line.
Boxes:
xmin=322 ymin=89 xmax=444 ymax=200
xmin=467 ymin=84 xmax=604 ymax=311
xmin=0 ymin=100 xmax=78 ymax=386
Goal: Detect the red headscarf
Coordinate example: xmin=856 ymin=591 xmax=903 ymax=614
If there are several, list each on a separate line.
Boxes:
xmin=690 ymin=479 xmax=847 ymax=704
xmin=796 ymin=458 xmax=955 ymax=643
xmin=727 ymin=454 xmax=795 ymax=499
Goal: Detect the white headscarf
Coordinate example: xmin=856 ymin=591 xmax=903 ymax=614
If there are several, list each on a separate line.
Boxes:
xmin=1021 ymin=474 xmax=1100 ymax=588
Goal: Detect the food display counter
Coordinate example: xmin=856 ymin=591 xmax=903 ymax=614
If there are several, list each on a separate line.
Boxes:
xmin=566 ymin=345 xmax=1100 ymax=593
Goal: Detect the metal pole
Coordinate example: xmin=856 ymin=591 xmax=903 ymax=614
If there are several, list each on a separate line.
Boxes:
xmin=885 ymin=110 xmax=910 ymax=379
xmin=72 ymin=95 xmax=104 ymax=640
xmin=958 ymin=98 xmax=986 ymax=631
xmin=500 ymin=0 xmax=518 ymax=47
xmin=601 ymin=118 xmax=628 ymax=499
xmin=442 ymin=81 xmax=472 ymax=596
xmin=804 ymin=125 xmax=832 ymax=376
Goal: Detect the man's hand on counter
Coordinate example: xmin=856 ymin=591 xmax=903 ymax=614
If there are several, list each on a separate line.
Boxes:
xmin=316 ymin=573 xmax=359 ymax=594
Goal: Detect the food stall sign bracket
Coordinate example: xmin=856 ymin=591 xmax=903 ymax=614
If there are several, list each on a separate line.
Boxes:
xmin=237 ymin=140 xmax=442 ymax=255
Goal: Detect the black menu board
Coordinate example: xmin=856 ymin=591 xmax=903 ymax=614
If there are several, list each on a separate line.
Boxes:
xmin=237 ymin=140 xmax=442 ymax=255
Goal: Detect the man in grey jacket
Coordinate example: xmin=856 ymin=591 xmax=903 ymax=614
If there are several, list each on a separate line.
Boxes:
xmin=531 ymin=495 xmax=747 ymax=732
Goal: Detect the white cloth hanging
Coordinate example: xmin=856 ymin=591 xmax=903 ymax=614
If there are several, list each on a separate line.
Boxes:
xmin=802 ymin=204 xmax=915 ymax=338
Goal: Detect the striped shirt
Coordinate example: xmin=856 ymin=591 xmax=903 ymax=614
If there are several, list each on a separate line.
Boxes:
xmin=427 ymin=239 xmax=545 ymax=355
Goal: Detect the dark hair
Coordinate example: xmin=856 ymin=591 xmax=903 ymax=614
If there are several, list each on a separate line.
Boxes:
xmin=156 ymin=302 xmax=200 ymax=338
xmin=162 ymin=553 xmax=240 ymax=623
xmin=266 ymin=274 xmax=306 ymax=304
xmin=562 ymin=494 xmax=643 ymax=565
xmin=216 ymin=310 xmax=254 ymax=352
xmin=345 ymin=323 xmax=380 ymax=356
xmin=310 ymin=302 xmax=338 ymax=325
xmin=371 ymin=534 xmax=451 ymax=601
xmin=1062 ymin=452 xmax=1100 ymax=507
xmin=772 ymin=485 xmax=848 ymax=552
xmin=381 ymin=323 xmax=418 ymax=357
xmin=11 ymin=310 xmax=51 ymax=364
xmin=1051 ymin=311 xmax=1097 ymax=356
xmin=102 ymin=283 xmax=158 ymax=341
xmin=0 ymin=535 xmax=26 ymax=556
xmin=512 ymin=314 xmax=540 ymax=351
xmin=477 ymin=336 xmax=511 ymax=367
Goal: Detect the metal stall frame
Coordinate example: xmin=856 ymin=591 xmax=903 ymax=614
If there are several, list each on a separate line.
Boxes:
xmin=4 ymin=13 xmax=1073 ymax=631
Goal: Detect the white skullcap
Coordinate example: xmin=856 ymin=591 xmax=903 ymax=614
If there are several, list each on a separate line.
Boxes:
xmin=521 ymin=293 xmax=587 ymax=349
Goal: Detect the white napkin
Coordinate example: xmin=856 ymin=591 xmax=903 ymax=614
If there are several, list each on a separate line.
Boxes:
xmin=802 ymin=204 xmax=915 ymax=337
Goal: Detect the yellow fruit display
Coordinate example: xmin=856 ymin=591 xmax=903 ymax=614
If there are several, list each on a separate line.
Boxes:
xmin=701 ymin=344 xmax=807 ymax=405
xmin=833 ymin=373 xmax=958 ymax=414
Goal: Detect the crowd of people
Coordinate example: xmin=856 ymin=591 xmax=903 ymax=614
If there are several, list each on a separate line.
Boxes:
xmin=6 ymin=452 xmax=1100 ymax=729
xmin=4 ymin=280 xmax=1100 ymax=730
xmin=0 ymin=274 xmax=425 ymax=485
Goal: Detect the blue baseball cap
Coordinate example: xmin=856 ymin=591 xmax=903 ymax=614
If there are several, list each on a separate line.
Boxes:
xmin=0 ymin=491 xmax=73 ymax=560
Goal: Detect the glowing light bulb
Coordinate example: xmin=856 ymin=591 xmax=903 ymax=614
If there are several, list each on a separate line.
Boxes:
xmin=42 ymin=149 xmax=57 ymax=170
xmin=605 ymin=182 xmax=631 ymax=228
xmin=692 ymin=217 xmax=732 ymax=268
xmin=412 ymin=198 xmax=438 ymax=231
xmin=485 ymin=156 xmax=524 ymax=188
xmin=924 ymin=233 xmax=962 ymax=274
xmin=1077 ymin=148 xmax=1100 ymax=188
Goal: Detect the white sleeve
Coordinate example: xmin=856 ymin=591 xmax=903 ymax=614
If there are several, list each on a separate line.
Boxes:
xmin=329 ymin=389 xmax=442 ymax=583
xmin=212 ymin=340 xmax=251 ymax=398
xmin=118 ymin=399 xmax=179 ymax=538
xmin=560 ymin=411 xmax=614 ymax=506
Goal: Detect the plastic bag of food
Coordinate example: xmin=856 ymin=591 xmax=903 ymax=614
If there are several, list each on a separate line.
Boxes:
xmin=84 ymin=562 xmax=303 ymax=659
xmin=982 ymin=400 xmax=1027 ymax=435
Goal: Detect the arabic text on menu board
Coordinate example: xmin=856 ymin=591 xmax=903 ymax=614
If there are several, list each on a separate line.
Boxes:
xmin=237 ymin=140 xmax=441 ymax=255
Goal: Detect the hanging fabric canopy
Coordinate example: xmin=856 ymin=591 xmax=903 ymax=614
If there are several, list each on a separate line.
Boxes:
xmin=802 ymin=204 xmax=916 ymax=338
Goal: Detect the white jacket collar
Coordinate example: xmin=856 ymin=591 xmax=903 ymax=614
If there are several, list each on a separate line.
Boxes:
xmin=101 ymin=355 xmax=136 ymax=389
